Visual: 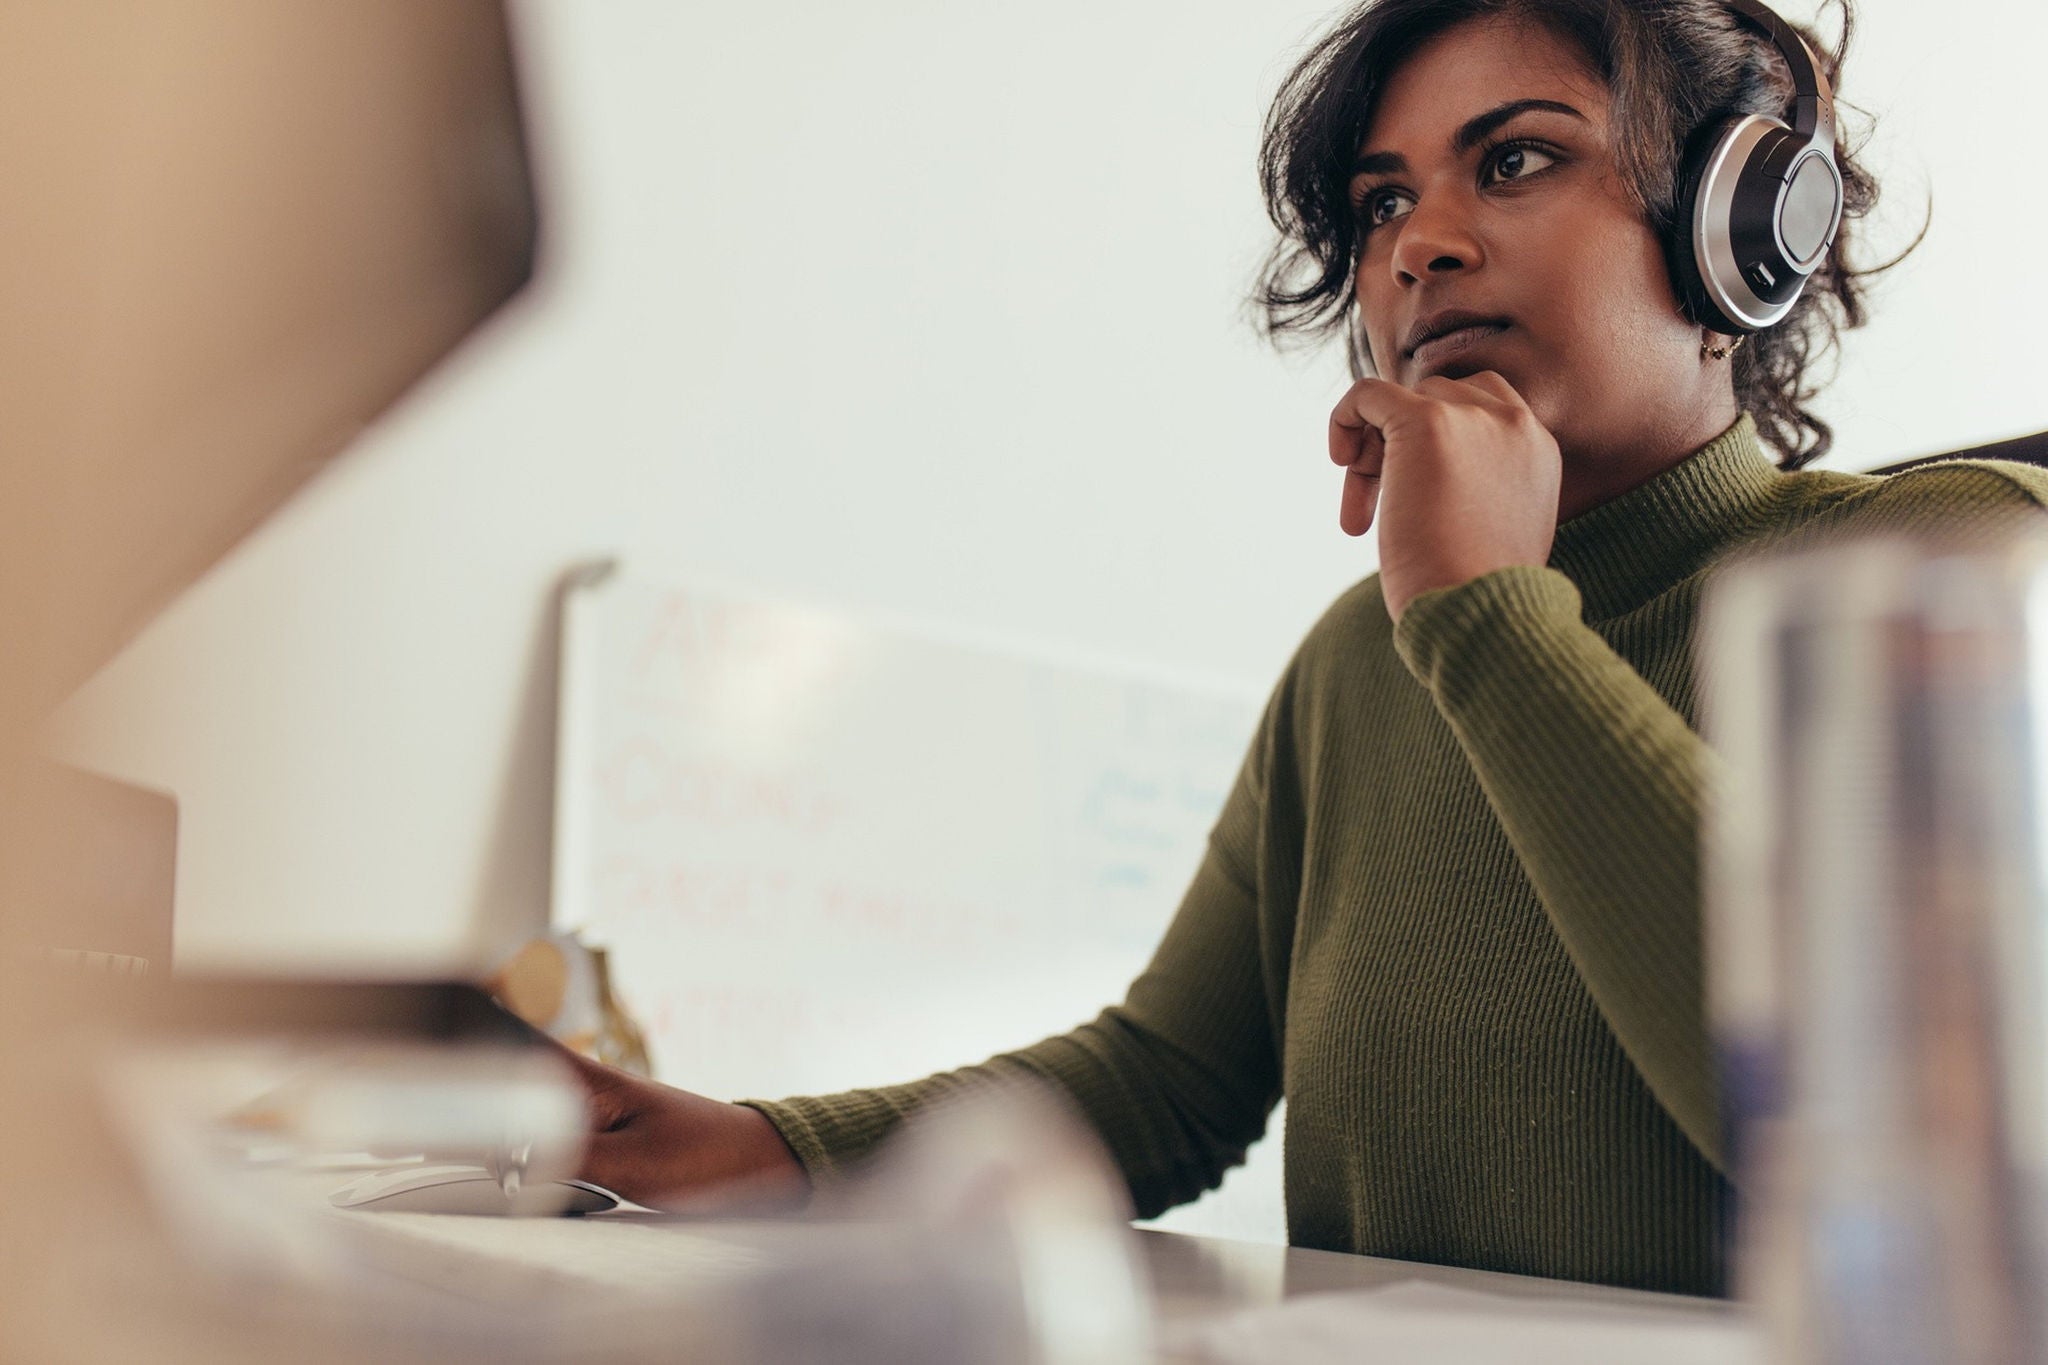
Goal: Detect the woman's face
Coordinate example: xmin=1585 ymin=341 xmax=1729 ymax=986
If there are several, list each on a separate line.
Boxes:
xmin=1350 ymin=17 xmax=1734 ymax=469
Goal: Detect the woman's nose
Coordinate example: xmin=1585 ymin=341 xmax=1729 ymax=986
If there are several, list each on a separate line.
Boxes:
xmin=1389 ymin=192 xmax=1483 ymax=286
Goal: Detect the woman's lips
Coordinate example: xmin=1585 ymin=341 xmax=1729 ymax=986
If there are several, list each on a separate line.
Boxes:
xmin=1408 ymin=322 xmax=1510 ymax=375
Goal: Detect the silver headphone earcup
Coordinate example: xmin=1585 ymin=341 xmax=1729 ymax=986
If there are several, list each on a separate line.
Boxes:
xmin=1691 ymin=114 xmax=1802 ymax=331
xmin=1776 ymin=148 xmax=1843 ymax=270
xmin=1670 ymin=117 xmax=1750 ymax=335
xmin=1667 ymin=0 xmax=1846 ymax=338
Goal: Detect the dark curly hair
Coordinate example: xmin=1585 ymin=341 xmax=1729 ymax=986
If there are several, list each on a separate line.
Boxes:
xmin=1253 ymin=0 xmax=1913 ymax=469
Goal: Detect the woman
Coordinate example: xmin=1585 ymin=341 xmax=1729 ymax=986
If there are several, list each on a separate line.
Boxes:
xmin=566 ymin=0 xmax=2048 ymax=1295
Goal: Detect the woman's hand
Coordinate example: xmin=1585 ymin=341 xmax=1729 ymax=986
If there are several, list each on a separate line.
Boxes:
xmin=562 ymin=1049 xmax=809 ymax=1210
xmin=1328 ymin=371 xmax=1562 ymax=622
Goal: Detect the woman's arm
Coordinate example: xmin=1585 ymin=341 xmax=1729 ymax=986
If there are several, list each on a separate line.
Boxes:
xmin=572 ymin=686 xmax=1292 ymax=1216
xmin=1387 ymin=462 xmax=2048 ymax=1176
xmin=1394 ymin=565 xmax=1724 ymax=1168
xmin=1328 ymin=367 xmax=1741 ymax=1154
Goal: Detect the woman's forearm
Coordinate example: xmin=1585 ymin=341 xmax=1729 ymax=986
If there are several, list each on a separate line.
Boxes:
xmin=1394 ymin=564 xmax=1723 ymax=1172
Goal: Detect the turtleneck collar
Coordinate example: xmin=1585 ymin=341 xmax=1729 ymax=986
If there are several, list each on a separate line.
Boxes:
xmin=1547 ymin=413 xmax=1783 ymax=621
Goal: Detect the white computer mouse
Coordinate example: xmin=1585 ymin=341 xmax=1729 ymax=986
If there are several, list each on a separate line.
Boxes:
xmin=329 ymin=1163 xmax=620 ymax=1216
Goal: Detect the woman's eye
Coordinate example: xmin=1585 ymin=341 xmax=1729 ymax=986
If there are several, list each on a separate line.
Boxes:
xmin=1484 ymin=143 xmax=1557 ymax=185
xmin=1361 ymin=188 xmax=1413 ymax=227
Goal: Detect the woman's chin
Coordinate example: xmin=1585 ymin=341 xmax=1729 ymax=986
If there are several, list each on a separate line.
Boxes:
xmin=1432 ymin=358 xmax=1496 ymax=382
xmin=1419 ymin=355 xmax=1531 ymax=394
xmin=1403 ymin=335 xmax=1528 ymax=390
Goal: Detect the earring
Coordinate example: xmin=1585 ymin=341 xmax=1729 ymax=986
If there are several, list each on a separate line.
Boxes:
xmin=1701 ymin=335 xmax=1744 ymax=362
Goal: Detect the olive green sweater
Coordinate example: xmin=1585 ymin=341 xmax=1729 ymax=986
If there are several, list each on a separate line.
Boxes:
xmin=743 ymin=416 xmax=2048 ymax=1296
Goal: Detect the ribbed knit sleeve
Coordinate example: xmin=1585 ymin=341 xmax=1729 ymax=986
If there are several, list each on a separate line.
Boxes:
xmin=740 ymin=689 xmax=1286 ymax=1216
xmin=1392 ymin=565 xmax=1725 ymax=1172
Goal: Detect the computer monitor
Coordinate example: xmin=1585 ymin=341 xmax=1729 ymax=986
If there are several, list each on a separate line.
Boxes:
xmin=0 ymin=763 xmax=177 ymax=970
xmin=0 ymin=13 xmax=539 ymax=1347
xmin=0 ymin=0 xmax=541 ymax=747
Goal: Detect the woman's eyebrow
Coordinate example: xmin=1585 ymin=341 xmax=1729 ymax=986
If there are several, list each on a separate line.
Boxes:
xmin=1351 ymin=98 xmax=1589 ymax=177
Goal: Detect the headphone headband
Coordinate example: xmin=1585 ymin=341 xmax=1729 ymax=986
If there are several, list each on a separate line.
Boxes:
xmin=1721 ymin=0 xmax=1835 ymax=148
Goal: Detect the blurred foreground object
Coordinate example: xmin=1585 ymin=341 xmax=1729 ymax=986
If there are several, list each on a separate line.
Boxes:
xmin=0 ymin=0 xmax=538 ymax=740
xmin=748 ymin=1080 xmax=1154 ymax=1365
xmin=3 ymin=976 xmax=594 ymax=1362
xmin=38 ymin=1014 xmax=1149 ymax=1364
xmin=1704 ymin=531 xmax=2048 ymax=1364
xmin=0 ymin=760 xmax=178 ymax=970
xmin=101 ymin=980 xmax=590 ymax=1261
xmin=0 ymin=1 xmax=538 ymax=1357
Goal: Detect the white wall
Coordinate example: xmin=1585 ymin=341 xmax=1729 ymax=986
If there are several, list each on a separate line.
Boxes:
xmin=41 ymin=0 xmax=2048 ymax=1233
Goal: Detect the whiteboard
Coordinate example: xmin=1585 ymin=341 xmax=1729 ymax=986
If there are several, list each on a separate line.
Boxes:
xmin=551 ymin=566 xmax=1284 ymax=1241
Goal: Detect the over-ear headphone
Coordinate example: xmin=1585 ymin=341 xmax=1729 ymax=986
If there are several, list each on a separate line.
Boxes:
xmin=1669 ymin=0 xmax=1845 ymax=336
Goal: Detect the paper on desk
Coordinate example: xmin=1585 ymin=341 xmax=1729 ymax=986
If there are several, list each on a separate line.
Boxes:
xmin=1163 ymin=1279 xmax=1763 ymax=1365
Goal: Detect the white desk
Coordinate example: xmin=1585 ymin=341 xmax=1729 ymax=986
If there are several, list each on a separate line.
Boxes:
xmin=293 ymin=1172 xmax=1753 ymax=1364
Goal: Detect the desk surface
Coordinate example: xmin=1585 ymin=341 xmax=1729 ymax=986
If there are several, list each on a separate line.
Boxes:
xmin=292 ymin=1171 xmax=1748 ymax=1363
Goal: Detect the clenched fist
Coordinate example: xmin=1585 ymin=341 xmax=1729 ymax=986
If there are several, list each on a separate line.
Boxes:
xmin=1328 ymin=370 xmax=1562 ymax=622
